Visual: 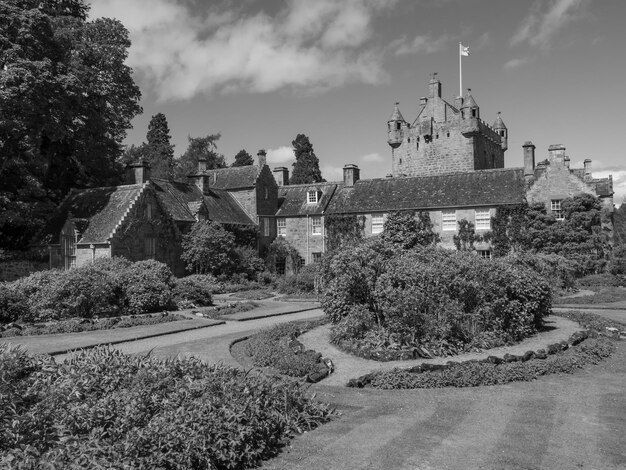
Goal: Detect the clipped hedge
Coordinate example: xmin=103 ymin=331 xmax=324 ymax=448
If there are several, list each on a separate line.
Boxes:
xmin=0 ymin=345 xmax=334 ymax=469
xmin=320 ymin=240 xmax=552 ymax=358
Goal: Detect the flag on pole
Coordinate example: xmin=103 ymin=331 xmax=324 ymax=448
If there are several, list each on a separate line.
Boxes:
xmin=460 ymin=43 xmax=470 ymax=56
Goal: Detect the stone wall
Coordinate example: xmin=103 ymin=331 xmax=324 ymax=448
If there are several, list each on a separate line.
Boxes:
xmin=526 ymin=161 xmax=598 ymax=210
xmin=282 ymin=216 xmax=325 ymax=264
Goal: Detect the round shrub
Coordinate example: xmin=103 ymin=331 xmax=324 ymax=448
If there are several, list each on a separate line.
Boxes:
xmin=0 ymin=284 xmax=30 ymax=324
xmin=122 ymin=260 xmax=176 ymax=314
xmin=173 ymin=275 xmax=213 ymax=308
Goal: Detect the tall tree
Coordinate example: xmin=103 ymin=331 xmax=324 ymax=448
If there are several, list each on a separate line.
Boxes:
xmin=231 ymin=149 xmax=254 ymax=167
xmin=174 ymin=134 xmax=225 ymax=180
xmin=0 ymin=0 xmax=142 ymax=249
xmin=143 ymin=113 xmax=175 ymax=178
xmin=289 ymin=134 xmax=324 ymax=184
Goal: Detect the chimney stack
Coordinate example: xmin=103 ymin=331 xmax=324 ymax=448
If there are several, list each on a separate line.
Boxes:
xmin=129 ymin=160 xmax=151 ymax=184
xmin=548 ymin=144 xmax=566 ymax=164
xmin=343 ymin=164 xmax=360 ymax=187
xmin=273 ymin=167 xmax=289 ymax=186
xmin=584 ymin=159 xmax=592 ymax=181
xmin=257 ymin=149 xmax=267 ymax=168
xmin=564 ymin=156 xmax=570 ymax=169
xmin=523 ymin=141 xmax=536 ymax=178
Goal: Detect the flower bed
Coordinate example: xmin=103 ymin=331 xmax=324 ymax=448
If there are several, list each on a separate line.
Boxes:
xmin=0 ymin=312 xmax=184 ymax=338
xmin=240 ymin=319 xmax=332 ymax=382
xmin=0 ymin=345 xmax=334 ymax=469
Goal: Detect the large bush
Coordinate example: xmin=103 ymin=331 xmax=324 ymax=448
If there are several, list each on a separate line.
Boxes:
xmin=0 ymin=345 xmax=333 ymax=469
xmin=320 ymin=241 xmax=552 ymax=354
xmin=122 ymin=260 xmax=176 ymax=314
xmin=173 ymin=275 xmax=214 ymax=308
xmin=0 ymin=285 xmax=29 ymax=324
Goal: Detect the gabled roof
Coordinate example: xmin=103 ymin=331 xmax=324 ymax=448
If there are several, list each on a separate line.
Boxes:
xmin=276 ymin=183 xmax=339 ymax=216
xmin=201 ymin=165 xmax=261 ymax=190
xmin=151 ymin=179 xmax=254 ymax=226
xmin=42 ymin=184 xmax=144 ymax=245
xmin=326 ymin=169 xmax=526 ymax=214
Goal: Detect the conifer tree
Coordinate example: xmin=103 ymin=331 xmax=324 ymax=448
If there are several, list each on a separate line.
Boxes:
xmin=232 ymin=149 xmax=254 ymax=167
xmin=174 ymin=134 xmax=225 ymax=180
xmin=289 ymin=134 xmax=324 ymax=184
xmin=144 ymin=113 xmax=175 ymax=179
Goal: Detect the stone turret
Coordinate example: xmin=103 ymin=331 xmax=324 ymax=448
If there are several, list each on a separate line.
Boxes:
xmin=461 ymin=88 xmax=479 ymax=119
xmin=493 ymin=112 xmax=508 ymax=151
xmin=387 ymin=102 xmax=406 ymax=149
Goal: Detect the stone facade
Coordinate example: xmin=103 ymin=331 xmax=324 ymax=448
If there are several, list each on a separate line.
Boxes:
xmin=387 ymin=76 xmax=507 ymax=177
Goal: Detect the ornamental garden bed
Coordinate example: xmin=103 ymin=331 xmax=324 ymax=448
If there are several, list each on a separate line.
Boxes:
xmin=231 ymin=319 xmax=333 ymax=383
xmin=0 ymin=345 xmax=334 ymax=469
xmin=198 ymin=301 xmax=259 ymax=319
xmin=348 ymin=311 xmax=623 ymax=389
xmin=0 ymin=312 xmax=184 ymax=338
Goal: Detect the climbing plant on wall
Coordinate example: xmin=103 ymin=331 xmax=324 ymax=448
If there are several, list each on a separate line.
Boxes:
xmin=324 ymin=214 xmax=366 ymax=252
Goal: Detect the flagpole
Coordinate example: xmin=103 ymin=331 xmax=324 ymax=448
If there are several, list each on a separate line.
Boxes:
xmin=459 ymin=42 xmax=462 ymax=97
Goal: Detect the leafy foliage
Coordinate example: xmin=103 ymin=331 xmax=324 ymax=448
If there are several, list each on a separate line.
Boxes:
xmin=232 ymin=149 xmax=254 ymax=167
xmin=289 ymin=134 xmax=324 ymax=184
xmin=0 ymin=345 xmax=334 ymax=468
xmin=181 ymin=221 xmax=238 ymax=275
xmin=380 ymin=210 xmax=439 ymax=249
xmin=265 ymin=238 xmax=303 ymax=274
xmin=174 ymin=133 xmax=225 ymax=180
xmin=324 ymin=214 xmax=365 ymax=252
xmin=320 ymin=240 xmax=552 ymax=357
xmin=277 ymin=264 xmax=319 ymax=295
xmin=0 ymin=0 xmax=142 ymax=249
xmin=453 ymin=219 xmax=482 ymax=251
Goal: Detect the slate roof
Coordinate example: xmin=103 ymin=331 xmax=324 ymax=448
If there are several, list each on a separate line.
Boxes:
xmin=326 ymin=169 xmax=526 ymax=214
xmin=42 ymin=184 xmax=143 ymax=245
xmin=388 ymin=102 xmax=406 ymax=122
xmin=200 ymin=166 xmax=261 ymax=190
xmin=151 ymin=179 xmax=254 ymax=226
xmin=276 ymin=183 xmax=339 ymax=216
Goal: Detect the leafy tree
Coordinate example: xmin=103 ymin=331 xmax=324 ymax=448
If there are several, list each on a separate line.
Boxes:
xmin=231 ymin=149 xmax=254 ymax=167
xmin=289 ymin=134 xmax=324 ymax=184
xmin=174 ymin=134 xmax=225 ymax=180
xmin=265 ymin=238 xmax=302 ymax=274
xmin=612 ymin=199 xmax=626 ymax=247
xmin=381 ymin=211 xmax=439 ymax=249
xmin=0 ymin=0 xmax=142 ymax=249
xmin=324 ymin=214 xmax=365 ymax=252
xmin=453 ymin=219 xmax=482 ymax=251
xmin=144 ymin=113 xmax=175 ymax=179
xmin=181 ymin=221 xmax=238 ymax=275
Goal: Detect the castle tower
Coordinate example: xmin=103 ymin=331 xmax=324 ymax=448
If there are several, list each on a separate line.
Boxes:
xmin=493 ymin=112 xmax=508 ymax=151
xmin=387 ymin=77 xmax=506 ymax=177
xmin=387 ymin=102 xmax=406 ymax=149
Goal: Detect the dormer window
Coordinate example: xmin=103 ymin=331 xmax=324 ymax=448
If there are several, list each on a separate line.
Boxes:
xmin=307 ymin=190 xmax=320 ymax=204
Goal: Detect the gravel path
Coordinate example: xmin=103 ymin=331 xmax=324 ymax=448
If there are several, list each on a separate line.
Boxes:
xmin=299 ymin=315 xmax=582 ymax=386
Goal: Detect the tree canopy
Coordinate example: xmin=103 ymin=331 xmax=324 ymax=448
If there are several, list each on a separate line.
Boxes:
xmin=0 ymin=0 xmax=142 ymax=249
xmin=289 ymin=134 xmax=324 ymax=184
xmin=381 ymin=211 xmax=439 ymax=249
xmin=231 ymin=149 xmax=254 ymax=167
xmin=174 ymin=134 xmax=225 ymax=180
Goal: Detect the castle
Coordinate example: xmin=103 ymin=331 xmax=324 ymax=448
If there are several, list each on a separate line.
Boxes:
xmin=42 ymin=77 xmax=614 ymax=274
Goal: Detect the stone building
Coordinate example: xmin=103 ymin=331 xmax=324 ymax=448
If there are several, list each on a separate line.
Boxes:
xmin=44 ymin=152 xmax=274 ymax=275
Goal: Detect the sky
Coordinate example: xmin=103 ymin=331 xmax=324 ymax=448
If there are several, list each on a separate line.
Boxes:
xmin=88 ymin=0 xmax=626 ymax=205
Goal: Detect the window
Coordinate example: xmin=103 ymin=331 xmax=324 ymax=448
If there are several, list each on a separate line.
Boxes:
xmin=477 ymin=250 xmax=491 ymax=259
xmin=442 ymin=210 xmax=456 ymax=231
xmin=145 ymin=203 xmax=153 ymax=220
xmin=63 ymin=232 xmax=76 ymax=270
xmin=312 ymin=252 xmax=322 ymax=263
xmin=475 ymin=209 xmax=491 ymax=230
xmin=371 ymin=213 xmax=384 ymax=234
xmin=311 ymin=216 xmax=322 ymax=235
xmin=263 ymin=217 xmax=270 ymax=236
xmin=145 ymin=237 xmax=156 ymax=259
xmin=396 ymin=122 xmax=401 ymax=130
xmin=307 ymin=191 xmax=319 ymax=204
xmin=277 ymin=217 xmax=286 ymax=237
xmin=446 ymin=132 xmax=450 ymax=138
xmin=551 ymin=200 xmax=564 ymax=220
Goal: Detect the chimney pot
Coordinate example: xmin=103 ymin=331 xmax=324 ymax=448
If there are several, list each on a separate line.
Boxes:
xmin=257 ymin=149 xmax=267 ymax=168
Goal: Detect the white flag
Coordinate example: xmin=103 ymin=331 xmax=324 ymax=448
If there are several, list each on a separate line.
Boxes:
xmin=460 ymin=44 xmax=470 ymax=56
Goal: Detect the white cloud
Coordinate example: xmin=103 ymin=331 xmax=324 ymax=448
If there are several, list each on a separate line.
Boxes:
xmin=360 ymin=152 xmax=385 ymax=163
xmin=321 ymin=165 xmax=344 ymax=182
xmin=266 ymin=146 xmax=295 ymax=166
xmin=392 ymin=34 xmax=450 ymax=56
xmin=511 ymin=0 xmax=591 ymax=49
xmin=89 ymin=0 xmax=396 ymax=101
xmin=504 ymin=57 xmax=530 ymax=70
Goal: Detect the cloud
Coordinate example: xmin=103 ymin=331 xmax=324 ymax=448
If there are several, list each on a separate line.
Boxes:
xmin=321 ymin=165 xmax=345 ymax=182
xmin=360 ymin=152 xmax=385 ymax=163
xmin=89 ymin=0 xmax=396 ymax=101
xmin=572 ymin=159 xmax=626 ymax=206
xmin=503 ymin=57 xmax=530 ymax=70
xmin=392 ymin=34 xmax=450 ymax=56
xmin=511 ymin=0 xmax=591 ymax=49
xmin=266 ymin=146 xmax=295 ymax=165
